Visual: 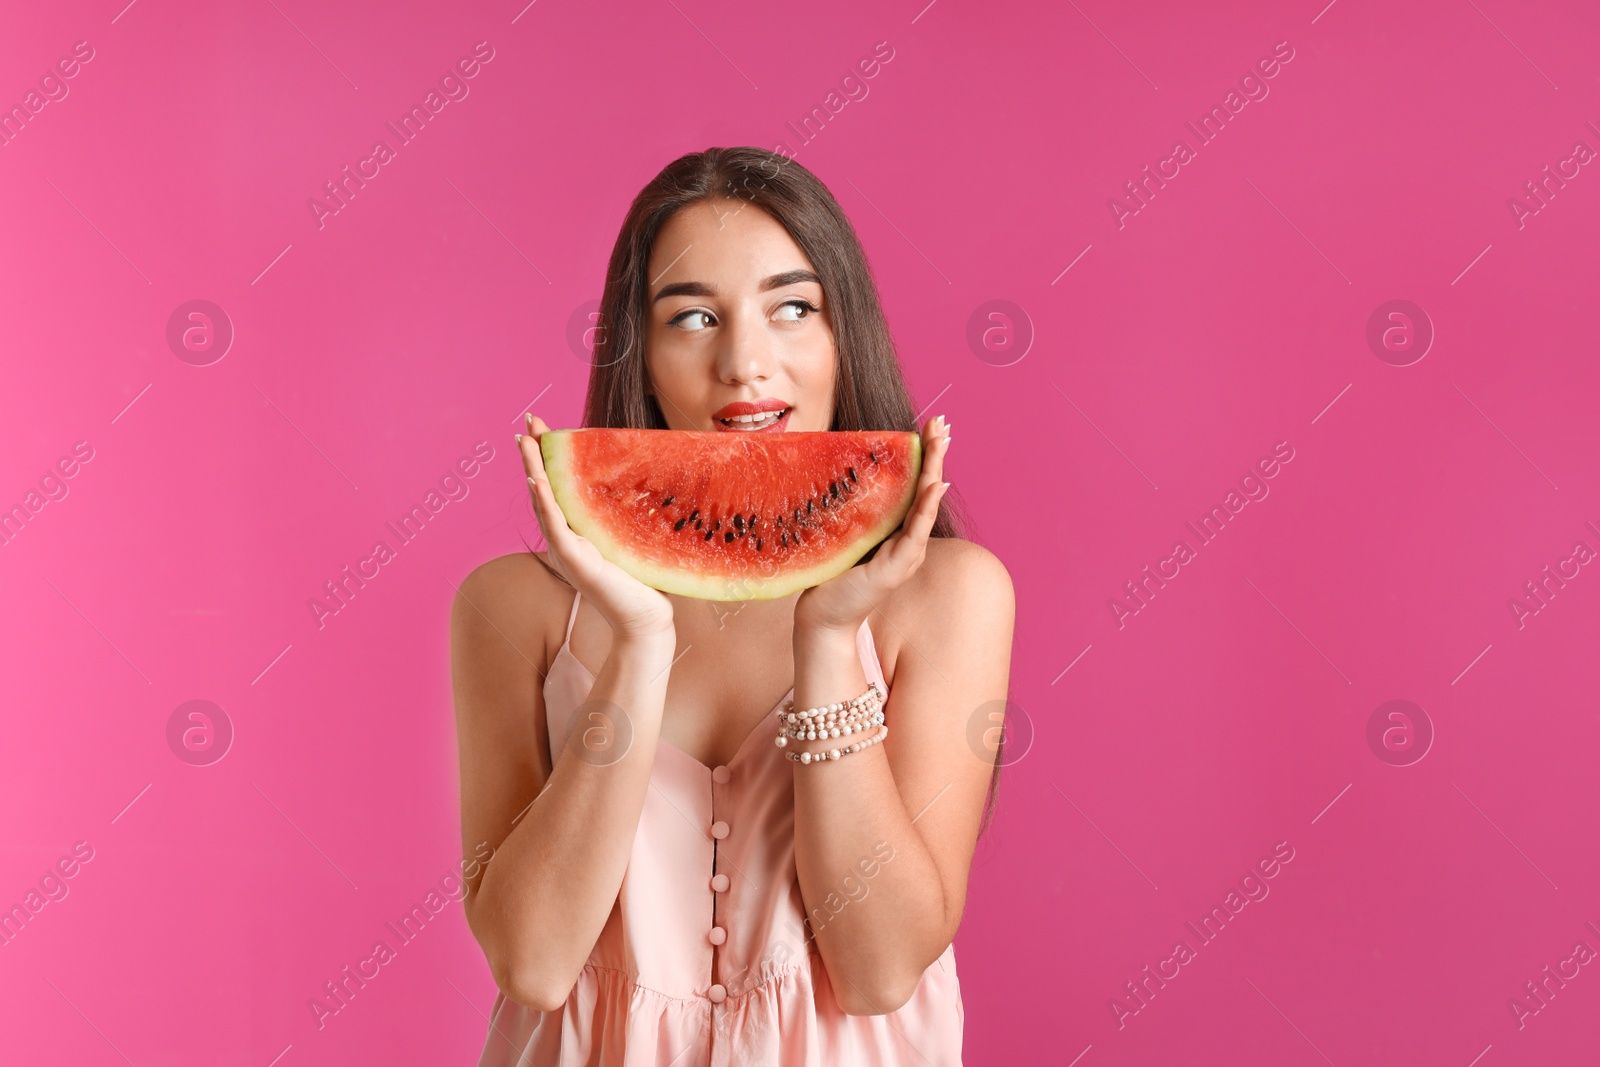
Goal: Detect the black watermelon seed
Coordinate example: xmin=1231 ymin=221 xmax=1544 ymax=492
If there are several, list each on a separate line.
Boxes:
xmin=781 ymin=533 xmax=789 ymax=547
xmin=712 ymin=518 xmax=721 ymax=531
xmin=674 ymin=517 xmax=686 ymax=531
xmin=733 ymin=514 xmax=744 ymax=532
xmin=847 ymin=467 xmax=857 ymax=482
xmin=662 ymin=495 xmax=675 ymax=507
xmin=724 ymin=530 xmax=735 ymax=543
xmin=869 ymin=451 xmax=878 ymax=464
xmin=695 ymin=518 xmax=703 ymax=530
xmin=806 ymin=499 xmax=814 ymax=513
xmin=704 ymin=529 xmax=714 ymax=541
xmin=755 ymin=537 xmax=763 ymax=551
xmin=775 ymin=517 xmax=783 ymax=526
xmin=689 ymin=509 xmax=700 ymax=522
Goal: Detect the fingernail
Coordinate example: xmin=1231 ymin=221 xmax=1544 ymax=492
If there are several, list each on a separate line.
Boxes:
xmin=525 ymin=413 xmax=534 ymax=429
xmin=528 ymin=476 xmax=536 ymax=486
xmin=515 ymin=433 xmax=522 ymax=443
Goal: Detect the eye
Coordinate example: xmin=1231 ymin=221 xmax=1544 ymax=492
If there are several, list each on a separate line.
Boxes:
xmin=774 ymin=298 xmax=820 ymax=322
xmin=669 ymin=308 xmax=716 ymax=331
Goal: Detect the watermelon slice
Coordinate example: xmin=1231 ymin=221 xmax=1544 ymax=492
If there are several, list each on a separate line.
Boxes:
xmin=540 ymin=429 xmax=922 ymax=601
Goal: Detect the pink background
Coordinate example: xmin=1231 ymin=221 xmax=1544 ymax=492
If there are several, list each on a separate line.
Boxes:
xmin=4 ymin=1 xmax=1598 ymax=1063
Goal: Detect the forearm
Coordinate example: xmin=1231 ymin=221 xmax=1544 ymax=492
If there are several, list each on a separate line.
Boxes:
xmin=470 ymin=631 xmax=674 ymax=1008
xmin=790 ymin=627 xmax=950 ymax=1015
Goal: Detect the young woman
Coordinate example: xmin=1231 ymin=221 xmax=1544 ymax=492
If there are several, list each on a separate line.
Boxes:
xmin=452 ymin=147 xmax=1015 ymax=1066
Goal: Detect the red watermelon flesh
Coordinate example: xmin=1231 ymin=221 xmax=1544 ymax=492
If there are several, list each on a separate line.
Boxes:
xmin=540 ymin=429 xmax=922 ymax=601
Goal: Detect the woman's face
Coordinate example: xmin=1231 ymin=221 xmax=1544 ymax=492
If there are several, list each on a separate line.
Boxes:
xmin=644 ymin=198 xmax=837 ymax=433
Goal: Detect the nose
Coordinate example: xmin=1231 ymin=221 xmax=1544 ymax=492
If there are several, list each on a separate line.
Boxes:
xmin=714 ymin=306 xmax=776 ymax=388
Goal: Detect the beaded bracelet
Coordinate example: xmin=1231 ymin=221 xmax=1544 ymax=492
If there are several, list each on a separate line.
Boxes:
xmin=787 ymin=722 xmax=889 ymax=764
xmin=774 ymin=682 xmax=890 ymax=764
xmin=774 ymin=683 xmax=883 ymax=743
xmin=788 ymin=709 xmax=884 ymax=744
xmin=776 ymin=697 xmax=881 ymax=741
xmin=779 ymin=705 xmax=885 ymax=745
xmin=781 ymin=682 xmax=882 ymax=726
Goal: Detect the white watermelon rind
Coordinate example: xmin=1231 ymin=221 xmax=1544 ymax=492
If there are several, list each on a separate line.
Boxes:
xmin=540 ymin=430 xmax=922 ymax=602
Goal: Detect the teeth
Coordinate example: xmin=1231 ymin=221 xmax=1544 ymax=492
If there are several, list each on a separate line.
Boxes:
xmin=720 ymin=409 xmax=787 ymax=427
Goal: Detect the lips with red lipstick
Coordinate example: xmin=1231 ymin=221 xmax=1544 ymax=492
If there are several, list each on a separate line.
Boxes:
xmin=711 ymin=399 xmax=792 ymax=432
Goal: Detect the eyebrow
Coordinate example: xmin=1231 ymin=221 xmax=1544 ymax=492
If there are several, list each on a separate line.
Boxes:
xmin=651 ymin=269 xmax=821 ymax=305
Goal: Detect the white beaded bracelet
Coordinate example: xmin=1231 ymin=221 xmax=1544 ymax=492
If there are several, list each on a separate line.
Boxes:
xmin=785 ymin=682 xmax=882 ymax=723
xmin=773 ymin=684 xmax=883 ymax=745
xmin=787 ymin=723 xmax=889 ymax=764
xmin=776 ymin=701 xmax=883 ymax=743
xmin=773 ymin=682 xmax=889 ymax=764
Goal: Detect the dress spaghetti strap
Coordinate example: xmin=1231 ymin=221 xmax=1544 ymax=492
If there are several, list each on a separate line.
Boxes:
xmin=563 ymin=589 xmax=581 ymax=646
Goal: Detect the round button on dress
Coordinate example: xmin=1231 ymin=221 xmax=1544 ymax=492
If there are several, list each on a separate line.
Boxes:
xmin=711 ymin=764 xmax=731 ymax=784
xmin=710 ymin=820 xmax=729 ymax=840
xmin=476 ymin=591 xmax=965 ymax=1066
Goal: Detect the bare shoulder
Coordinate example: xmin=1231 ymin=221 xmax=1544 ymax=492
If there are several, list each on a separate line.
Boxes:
xmin=876 ymin=538 xmax=1015 ymax=675
xmin=894 ymin=537 xmax=1014 ymax=619
xmin=452 ymin=553 xmax=572 ymax=873
xmin=452 ymin=550 xmax=574 ymax=666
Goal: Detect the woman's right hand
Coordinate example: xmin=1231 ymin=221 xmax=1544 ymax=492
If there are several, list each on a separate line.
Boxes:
xmin=519 ymin=415 xmax=676 ymax=641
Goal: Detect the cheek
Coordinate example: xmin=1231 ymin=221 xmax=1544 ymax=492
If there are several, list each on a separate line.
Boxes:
xmin=643 ymin=332 xmax=685 ymax=390
xmin=776 ymin=356 xmax=835 ymax=430
xmin=643 ymin=336 xmax=713 ymax=421
xmin=800 ymin=338 xmax=837 ymax=410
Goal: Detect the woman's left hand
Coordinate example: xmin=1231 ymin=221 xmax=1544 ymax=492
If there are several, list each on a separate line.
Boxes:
xmin=793 ymin=415 xmax=952 ymax=634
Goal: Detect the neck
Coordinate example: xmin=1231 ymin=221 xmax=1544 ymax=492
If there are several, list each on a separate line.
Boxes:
xmin=671 ymin=591 xmax=800 ymax=640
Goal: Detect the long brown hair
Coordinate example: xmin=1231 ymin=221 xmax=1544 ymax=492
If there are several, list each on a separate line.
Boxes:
xmin=580 ymin=146 xmax=1004 ymax=835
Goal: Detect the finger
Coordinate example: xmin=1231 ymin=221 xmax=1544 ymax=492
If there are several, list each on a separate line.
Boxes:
xmin=884 ymin=478 xmax=948 ymax=570
xmin=527 ymin=469 xmax=578 ymax=543
xmin=859 ymin=482 xmax=939 ymax=590
xmin=906 ymin=476 xmax=948 ymax=544
xmin=518 ymin=415 xmax=553 ymax=483
xmin=923 ymin=426 xmax=950 ymax=487
xmin=918 ymin=414 xmax=950 ymax=487
xmin=519 ymin=465 xmax=557 ymax=553
xmin=516 ymin=418 xmax=577 ymax=545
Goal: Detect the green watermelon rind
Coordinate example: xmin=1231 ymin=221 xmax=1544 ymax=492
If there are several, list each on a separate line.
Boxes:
xmin=540 ymin=430 xmax=923 ymax=602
